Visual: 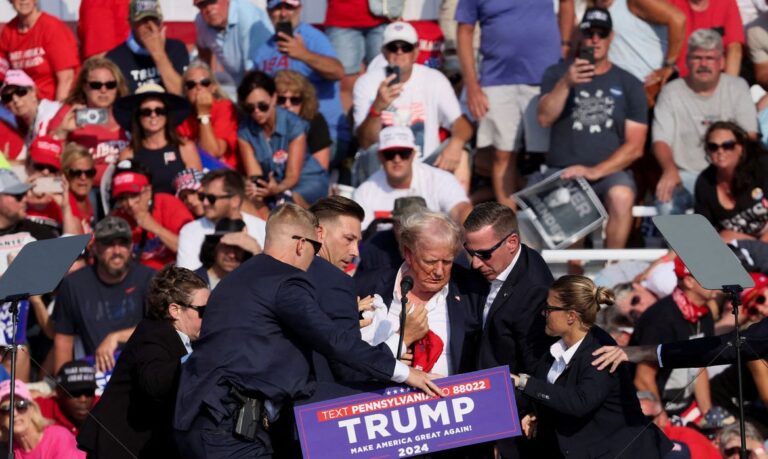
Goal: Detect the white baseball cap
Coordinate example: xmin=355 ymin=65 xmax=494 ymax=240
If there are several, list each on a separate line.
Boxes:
xmin=379 ymin=126 xmax=416 ymax=151
xmin=382 ymin=22 xmax=418 ymax=46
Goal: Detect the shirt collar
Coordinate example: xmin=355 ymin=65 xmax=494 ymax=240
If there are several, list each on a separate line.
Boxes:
xmin=176 ymin=329 xmax=193 ymax=354
xmin=126 ymin=32 xmax=150 ymax=56
xmin=549 ymin=336 xmax=586 ymax=365
xmin=493 ymin=247 xmax=521 ymax=284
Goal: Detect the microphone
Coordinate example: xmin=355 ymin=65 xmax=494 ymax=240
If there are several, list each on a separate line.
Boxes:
xmin=397 ymin=276 xmax=414 ymax=359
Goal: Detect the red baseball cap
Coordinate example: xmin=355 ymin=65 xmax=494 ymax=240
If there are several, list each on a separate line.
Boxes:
xmin=28 ymin=136 xmax=63 ymax=169
xmin=111 ymin=171 xmax=149 ymax=198
xmin=741 ymin=272 xmax=768 ymax=306
xmin=673 ymin=256 xmax=691 ymax=279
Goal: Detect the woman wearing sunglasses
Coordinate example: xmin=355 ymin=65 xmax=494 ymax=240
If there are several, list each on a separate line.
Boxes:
xmin=177 ymin=60 xmax=240 ymax=171
xmin=237 ymin=70 xmax=329 ymax=210
xmin=695 ymin=121 xmax=768 ymax=242
xmin=78 ymin=266 xmax=209 ymax=459
xmin=511 ymin=275 xmax=672 ymax=458
xmin=115 ymin=84 xmax=202 ymax=195
xmin=274 ymin=70 xmax=332 ymax=170
xmin=0 ymin=379 xmax=84 ymax=458
xmin=60 ymin=143 xmax=97 ymax=234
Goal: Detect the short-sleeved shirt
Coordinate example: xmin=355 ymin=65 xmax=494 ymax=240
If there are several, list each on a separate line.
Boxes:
xmin=195 ymin=0 xmax=274 ymax=84
xmin=177 ymin=99 xmax=240 ymax=170
xmin=652 ymin=75 xmax=757 ymax=174
xmin=11 ymin=424 xmax=85 ymax=459
xmin=670 ymin=0 xmax=745 ymax=77
xmin=53 ymin=263 xmax=156 ymax=356
xmin=0 ymin=12 xmax=80 ymax=100
xmin=105 ymin=37 xmax=189 ymax=93
xmin=307 ymin=114 xmax=332 ymax=155
xmin=325 ymin=0 xmax=386 ymax=28
xmin=353 ymin=63 xmax=462 ymax=159
xmin=78 ymin=0 xmax=131 ymax=59
xmin=694 ymin=155 xmax=768 ymax=237
xmin=238 ymin=107 xmax=326 ymax=184
xmin=251 ymin=22 xmax=350 ymax=143
xmin=541 ymin=61 xmax=648 ymax=168
xmin=68 ymin=123 xmax=129 ymax=186
xmin=454 ymin=0 xmax=560 ymax=86
xmin=353 ymin=161 xmax=470 ymax=229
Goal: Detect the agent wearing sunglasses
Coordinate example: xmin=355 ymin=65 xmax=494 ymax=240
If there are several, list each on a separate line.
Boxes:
xmin=511 ymin=275 xmax=673 ymax=458
xmin=178 ymin=60 xmax=240 ymax=170
xmin=237 ymin=70 xmax=329 ymax=209
xmin=61 ymin=58 xmax=130 ymax=190
xmin=79 ymin=266 xmax=209 ymax=459
xmin=653 ymin=29 xmax=758 ymax=215
xmin=0 ymin=379 xmax=85 ymax=458
xmin=251 ymin=0 xmax=348 ymax=167
xmin=693 ymin=121 xmax=768 ymax=242
xmin=115 ymin=84 xmax=202 ymax=196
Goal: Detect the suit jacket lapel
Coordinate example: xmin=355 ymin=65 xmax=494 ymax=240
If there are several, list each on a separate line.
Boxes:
xmin=446 ymin=282 xmax=465 ymax=373
xmin=486 ymin=246 xmax=529 ymax=323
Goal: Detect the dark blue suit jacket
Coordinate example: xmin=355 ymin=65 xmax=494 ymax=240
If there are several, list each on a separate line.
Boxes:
xmin=372 ymin=264 xmax=486 ymax=375
xmin=174 ymin=254 xmax=398 ymax=431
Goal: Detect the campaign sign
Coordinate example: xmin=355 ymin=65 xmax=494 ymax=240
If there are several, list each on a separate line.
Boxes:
xmin=83 ymin=351 xmax=121 ymax=396
xmin=294 ymin=366 xmax=520 ymax=458
xmin=513 ymin=173 xmax=607 ymax=249
xmin=0 ymin=301 xmax=29 ymax=345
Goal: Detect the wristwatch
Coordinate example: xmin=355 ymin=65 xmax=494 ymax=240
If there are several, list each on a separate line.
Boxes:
xmin=197 ymin=114 xmax=211 ymax=125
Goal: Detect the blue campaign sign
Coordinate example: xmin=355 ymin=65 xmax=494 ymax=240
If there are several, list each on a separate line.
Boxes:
xmin=0 ymin=301 xmax=29 ymax=345
xmin=294 ymin=366 xmax=520 ymax=458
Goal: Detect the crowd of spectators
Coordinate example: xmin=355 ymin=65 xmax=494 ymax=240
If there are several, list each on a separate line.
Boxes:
xmin=1 ymin=0 xmax=768 ymax=456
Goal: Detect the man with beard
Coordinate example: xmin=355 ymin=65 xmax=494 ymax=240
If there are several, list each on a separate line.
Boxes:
xmin=653 ymin=29 xmax=757 ymax=215
xmin=53 ymin=216 xmax=156 ymax=373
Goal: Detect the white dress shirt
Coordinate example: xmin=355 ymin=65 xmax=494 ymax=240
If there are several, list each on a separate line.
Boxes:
xmin=482 ymin=248 xmax=522 ymax=326
xmin=546 ymin=337 xmax=586 ymax=384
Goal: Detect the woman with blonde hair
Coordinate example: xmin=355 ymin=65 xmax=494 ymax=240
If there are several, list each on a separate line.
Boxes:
xmin=61 ymin=143 xmax=96 ymax=234
xmin=274 ymin=70 xmax=332 ymax=170
xmin=177 ymin=60 xmax=240 ymax=171
xmin=512 ymin=275 xmax=672 ymax=458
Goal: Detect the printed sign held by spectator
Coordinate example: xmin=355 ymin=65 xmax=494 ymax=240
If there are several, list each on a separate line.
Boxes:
xmin=513 ymin=174 xmax=607 ymax=249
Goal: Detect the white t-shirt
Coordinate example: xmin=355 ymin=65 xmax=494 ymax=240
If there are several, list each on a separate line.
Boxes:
xmin=176 ymin=212 xmax=266 ymax=270
xmin=353 ymin=161 xmax=469 ymax=229
xmin=353 ymin=63 xmax=462 ymax=159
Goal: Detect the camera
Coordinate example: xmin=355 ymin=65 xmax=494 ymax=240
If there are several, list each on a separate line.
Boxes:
xmin=75 ymin=108 xmax=109 ymax=126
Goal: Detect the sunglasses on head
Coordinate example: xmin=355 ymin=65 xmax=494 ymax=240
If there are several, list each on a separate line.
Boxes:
xmin=583 ymin=28 xmax=610 ymax=39
xmin=32 ymin=162 xmax=59 ymax=174
xmin=242 ymin=102 xmax=271 ymax=114
xmin=464 ymin=231 xmax=515 ymax=260
xmin=67 ymin=168 xmax=97 ymax=179
xmin=194 ymin=0 xmax=217 ymax=8
xmin=292 ymin=235 xmax=323 ymax=254
xmin=197 ymin=192 xmax=234 ymax=205
xmin=381 ymin=149 xmax=413 ymax=161
xmin=277 ymin=95 xmax=303 ymax=106
xmin=184 ymin=78 xmax=212 ymax=90
xmin=0 ymin=399 xmax=29 ymax=415
xmin=88 ymin=80 xmax=118 ymax=90
xmin=705 ymin=140 xmax=738 ymax=155
xmin=138 ymin=107 xmax=167 ymax=117
xmin=385 ymin=41 xmax=416 ymax=54
xmin=183 ymin=303 xmax=206 ymax=319
xmin=1 ymin=87 xmax=30 ymax=104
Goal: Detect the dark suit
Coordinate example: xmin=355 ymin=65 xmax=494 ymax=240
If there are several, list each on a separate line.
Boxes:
xmin=77 ymin=319 xmax=187 ymax=459
xmin=372 ymin=264 xmax=486 ymax=375
xmin=522 ymin=327 xmax=673 ymax=459
xmin=661 ymin=316 xmax=768 ymax=368
xmin=173 ymin=254 xmax=401 ymax=457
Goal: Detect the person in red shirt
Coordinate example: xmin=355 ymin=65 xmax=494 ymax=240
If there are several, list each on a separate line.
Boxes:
xmin=78 ymin=0 xmax=131 ymax=59
xmin=35 ymin=360 xmax=99 ymax=436
xmin=110 ymin=161 xmax=194 ymax=270
xmin=669 ymin=0 xmax=745 ymax=76
xmin=0 ymin=0 xmax=80 ymax=101
xmin=61 ymin=143 xmax=97 ymax=234
xmin=177 ymin=61 xmax=239 ymax=171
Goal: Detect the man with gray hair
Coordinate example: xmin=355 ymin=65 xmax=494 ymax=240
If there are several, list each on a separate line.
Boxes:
xmin=653 ymin=28 xmax=758 ymax=215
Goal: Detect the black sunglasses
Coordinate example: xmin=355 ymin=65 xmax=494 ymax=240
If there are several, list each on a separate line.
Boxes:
xmin=381 ymin=149 xmax=413 ymax=161
xmin=2 ymin=192 xmax=26 ymax=202
xmin=32 ymin=162 xmax=59 ymax=174
xmin=542 ymin=305 xmax=574 ymax=317
xmin=385 ymin=41 xmax=416 ymax=54
xmin=67 ymin=168 xmax=97 ymax=179
xmin=184 ymin=303 xmax=206 ymax=319
xmin=705 ymin=140 xmax=738 ymax=155
xmin=198 ymin=192 xmax=234 ymax=205
xmin=583 ymin=29 xmax=610 ymax=39
xmin=1 ymin=87 xmax=30 ymax=104
xmin=88 ymin=80 xmax=118 ymax=90
xmin=242 ymin=102 xmax=271 ymax=114
xmin=194 ymin=0 xmax=217 ymax=8
xmin=277 ymin=95 xmax=303 ymax=106
xmin=292 ymin=235 xmax=322 ymax=254
xmin=67 ymin=388 xmax=96 ymax=399
xmin=139 ymin=107 xmax=167 ymax=117
xmin=724 ymin=447 xmax=754 ymax=457
xmin=184 ymin=79 xmax=212 ymax=90
xmin=464 ymin=231 xmax=515 ymax=260
xmin=0 ymin=399 xmax=29 ymax=415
